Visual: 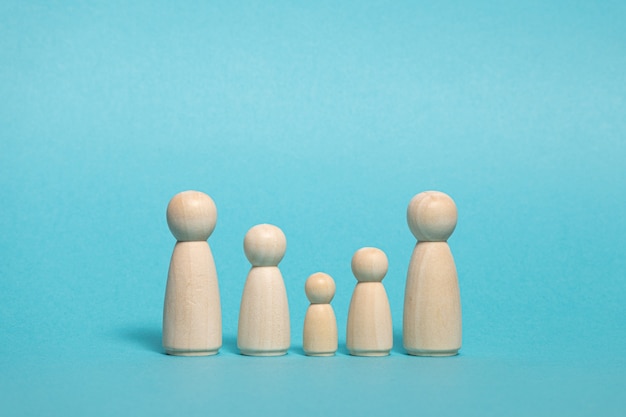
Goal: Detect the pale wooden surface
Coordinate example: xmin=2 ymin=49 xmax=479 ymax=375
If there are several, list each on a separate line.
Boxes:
xmin=163 ymin=190 xmax=222 ymax=356
xmin=404 ymin=191 xmax=462 ymax=356
xmin=303 ymin=272 xmax=338 ymax=356
xmin=163 ymin=242 xmax=222 ymax=356
xmin=166 ymin=190 xmax=217 ymax=242
xmin=346 ymin=247 xmax=393 ymax=356
xmin=238 ymin=224 xmax=290 ymax=356
xmin=406 ymin=190 xmax=457 ymax=242
xmin=243 ymin=223 xmax=287 ymax=267
xmin=404 ymin=242 xmax=461 ymax=355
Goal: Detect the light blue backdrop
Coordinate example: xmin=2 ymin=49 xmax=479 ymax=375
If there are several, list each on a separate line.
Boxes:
xmin=1 ymin=1 xmax=625 ymax=416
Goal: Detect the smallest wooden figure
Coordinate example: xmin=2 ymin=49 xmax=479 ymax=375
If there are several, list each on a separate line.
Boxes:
xmin=346 ymin=247 xmax=393 ymax=356
xmin=303 ymin=272 xmax=338 ymax=356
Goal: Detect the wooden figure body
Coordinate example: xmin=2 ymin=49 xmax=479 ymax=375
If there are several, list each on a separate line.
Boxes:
xmin=163 ymin=190 xmax=222 ymax=356
xmin=346 ymin=247 xmax=393 ymax=356
xmin=238 ymin=224 xmax=290 ymax=356
xmin=403 ymin=191 xmax=462 ymax=356
xmin=303 ymin=272 xmax=338 ymax=356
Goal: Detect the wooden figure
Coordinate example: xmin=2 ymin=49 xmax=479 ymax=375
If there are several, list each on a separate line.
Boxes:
xmin=346 ymin=247 xmax=393 ymax=356
xmin=163 ymin=190 xmax=222 ymax=356
xmin=237 ymin=224 xmax=290 ymax=356
xmin=303 ymin=272 xmax=338 ymax=356
xmin=403 ymin=190 xmax=462 ymax=356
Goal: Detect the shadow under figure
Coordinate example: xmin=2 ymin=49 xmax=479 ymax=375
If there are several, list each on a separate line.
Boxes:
xmin=116 ymin=326 xmax=163 ymax=353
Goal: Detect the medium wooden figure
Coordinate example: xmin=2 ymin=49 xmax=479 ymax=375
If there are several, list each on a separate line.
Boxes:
xmin=237 ymin=224 xmax=290 ymax=356
xmin=163 ymin=190 xmax=222 ymax=356
xmin=403 ymin=191 xmax=462 ymax=356
xmin=303 ymin=272 xmax=338 ymax=356
xmin=346 ymin=247 xmax=393 ymax=356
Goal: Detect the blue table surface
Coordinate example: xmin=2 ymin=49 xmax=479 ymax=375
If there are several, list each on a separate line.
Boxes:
xmin=1 ymin=1 xmax=625 ymax=416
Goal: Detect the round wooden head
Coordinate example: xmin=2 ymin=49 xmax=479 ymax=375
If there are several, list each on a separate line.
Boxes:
xmin=407 ymin=191 xmax=457 ymax=242
xmin=166 ymin=190 xmax=217 ymax=242
xmin=351 ymin=247 xmax=388 ymax=282
xmin=305 ymin=272 xmax=336 ymax=304
xmin=243 ymin=224 xmax=287 ymax=267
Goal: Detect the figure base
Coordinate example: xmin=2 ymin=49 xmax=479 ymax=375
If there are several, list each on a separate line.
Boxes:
xmin=304 ymin=352 xmax=336 ymax=357
xmin=406 ymin=349 xmax=459 ymax=357
xmin=165 ymin=348 xmax=220 ymax=357
xmin=348 ymin=350 xmax=390 ymax=357
xmin=239 ymin=349 xmax=288 ymax=357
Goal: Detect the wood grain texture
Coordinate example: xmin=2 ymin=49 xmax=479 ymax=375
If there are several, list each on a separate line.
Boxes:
xmin=403 ymin=242 xmax=461 ymax=356
xmin=303 ymin=272 xmax=338 ymax=356
xmin=404 ymin=191 xmax=461 ymax=356
xmin=346 ymin=283 xmax=393 ymax=356
xmin=346 ymin=247 xmax=393 ymax=356
xmin=237 ymin=266 xmax=290 ymax=356
xmin=303 ymin=305 xmax=338 ymax=356
xmin=237 ymin=224 xmax=290 ymax=356
xmin=162 ymin=190 xmax=222 ymax=356
xmin=406 ymin=191 xmax=457 ymax=242
xmin=163 ymin=241 xmax=222 ymax=356
xmin=166 ymin=191 xmax=217 ymax=242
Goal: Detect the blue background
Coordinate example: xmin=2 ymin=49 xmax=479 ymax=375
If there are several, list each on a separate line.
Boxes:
xmin=1 ymin=1 xmax=625 ymax=416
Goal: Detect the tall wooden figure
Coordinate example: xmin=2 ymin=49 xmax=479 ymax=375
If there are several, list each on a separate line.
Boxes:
xmin=403 ymin=191 xmax=461 ymax=356
xmin=163 ymin=190 xmax=222 ymax=356
xmin=346 ymin=247 xmax=393 ymax=356
xmin=303 ymin=272 xmax=338 ymax=356
xmin=238 ymin=224 xmax=290 ymax=356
